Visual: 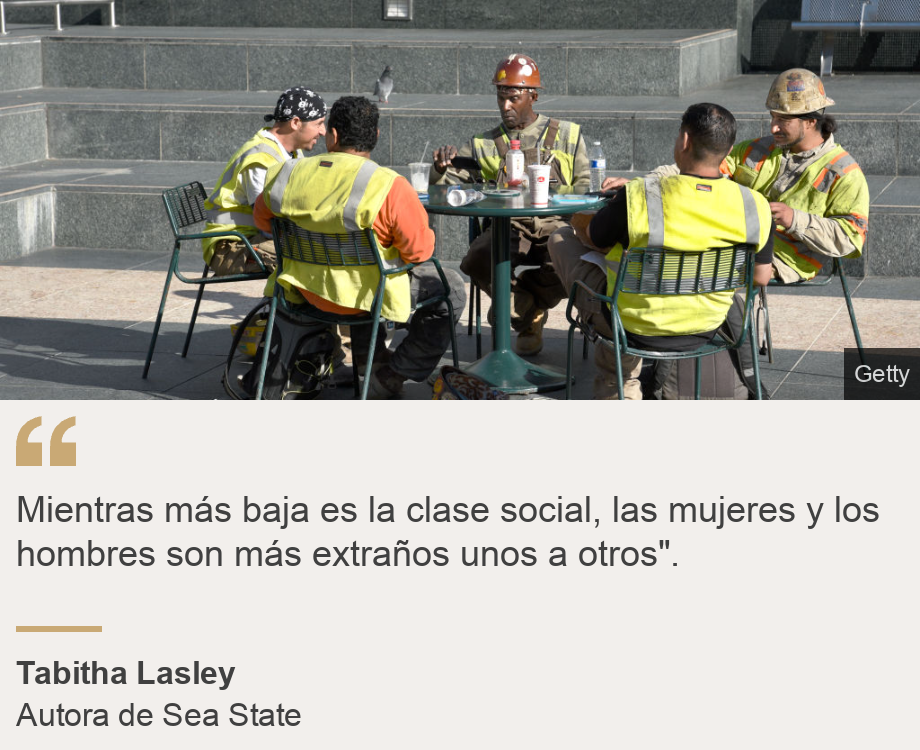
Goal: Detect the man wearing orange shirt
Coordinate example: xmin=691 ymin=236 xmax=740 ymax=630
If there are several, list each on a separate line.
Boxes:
xmin=253 ymin=96 xmax=464 ymax=398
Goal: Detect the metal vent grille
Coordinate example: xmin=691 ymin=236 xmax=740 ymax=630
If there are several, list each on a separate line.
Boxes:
xmin=806 ymin=0 xmax=920 ymax=22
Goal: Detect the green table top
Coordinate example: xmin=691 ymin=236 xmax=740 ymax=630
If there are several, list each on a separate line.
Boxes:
xmin=423 ymin=184 xmax=606 ymax=218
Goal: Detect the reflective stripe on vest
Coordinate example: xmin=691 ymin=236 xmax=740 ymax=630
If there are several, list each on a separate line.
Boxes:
xmin=206 ymin=142 xmax=279 ymax=211
xmin=603 ymin=174 xmax=769 ymax=337
xmin=471 ymin=117 xmax=580 ymax=184
xmin=729 ymin=137 xmax=869 ymax=279
xmin=742 ymin=137 xmax=774 ymax=172
xmin=266 ymin=153 xmax=409 ymax=321
xmin=206 ymin=210 xmax=259 ymax=228
xmin=812 ymin=151 xmax=859 ymax=193
xmin=202 ymin=130 xmax=287 ymax=263
xmin=268 ymin=159 xmax=298 ymax=214
xmin=643 ymin=173 xmax=761 ymax=249
xmin=343 ymin=160 xmax=380 ymax=231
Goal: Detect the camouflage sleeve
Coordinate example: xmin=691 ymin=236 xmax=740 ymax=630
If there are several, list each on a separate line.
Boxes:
xmin=429 ymin=140 xmax=479 ymax=186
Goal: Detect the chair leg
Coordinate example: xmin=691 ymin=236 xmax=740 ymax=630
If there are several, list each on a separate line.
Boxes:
xmin=182 ymin=264 xmax=209 ymax=358
xmin=142 ymin=247 xmax=180 ymax=379
xmin=758 ymin=286 xmax=774 ymax=364
xmin=749 ymin=319 xmax=763 ymax=400
xmin=614 ymin=343 xmax=625 ymax=400
xmin=446 ymin=297 xmax=460 ymax=368
xmin=474 ymin=283 xmax=482 ymax=359
xmin=466 ymin=281 xmax=475 ymax=336
xmin=694 ymin=357 xmax=702 ymax=400
xmin=836 ymin=260 xmax=865 ymax=365
xmin=566 ymin=323 xmax=576 ymax=400
xmin=360 ymin=318 xmax=380 ymax=401
xmin=255 ymin=297 xmax=278 ymax=400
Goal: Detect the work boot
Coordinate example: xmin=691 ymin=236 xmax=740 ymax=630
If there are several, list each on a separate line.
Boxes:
xmin=368 ymin=364 xmax=407 ymax=399
xmin=336 ymin=324 xmax=353 ymax=365
xmin=514 ymin=309 xmax=548 ymax=356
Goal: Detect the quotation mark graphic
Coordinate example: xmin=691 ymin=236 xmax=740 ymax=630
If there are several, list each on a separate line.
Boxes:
xmin=16 ymin=416 xmax=77 ymax=467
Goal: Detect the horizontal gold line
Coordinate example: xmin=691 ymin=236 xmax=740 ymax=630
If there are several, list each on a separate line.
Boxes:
xmin=16 ymin=626 xmax=102 ymax=633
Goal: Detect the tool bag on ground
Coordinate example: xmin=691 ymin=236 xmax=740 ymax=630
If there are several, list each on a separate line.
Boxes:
xmin=224 ymin=298 xmax=337 ymax=400
xmin=649 ymin=352 xmax=748 ymax=400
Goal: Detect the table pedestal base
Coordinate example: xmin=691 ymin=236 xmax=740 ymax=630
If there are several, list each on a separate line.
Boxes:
xmin=464 ymin=349 xmax=566 ymax=394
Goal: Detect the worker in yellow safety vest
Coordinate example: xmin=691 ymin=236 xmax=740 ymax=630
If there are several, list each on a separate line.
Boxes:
xmin=606 ymin=69 xmax=869 ymax=284
xmin=202 ymin=87 xmax=327 ymax=276
xmin=430 ymin=54 xmax=590 ymax=356
xmin=603 ymin=69 xmax=870 ymax=397
xmin=253 ymin=96 xmax=465 ymax=398
xmin=547 ymin=103 xmax=775 ymax=399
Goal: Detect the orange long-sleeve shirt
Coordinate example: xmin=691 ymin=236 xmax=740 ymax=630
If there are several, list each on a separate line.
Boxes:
xmin=253 ymin=172 xmax=434 ymax=315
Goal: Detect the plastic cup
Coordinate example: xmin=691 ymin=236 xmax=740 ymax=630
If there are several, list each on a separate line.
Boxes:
xmin=409 ymin=162 xmax=430 ymax=193
xmin=528 ymin=164 xmax=551 ymax=205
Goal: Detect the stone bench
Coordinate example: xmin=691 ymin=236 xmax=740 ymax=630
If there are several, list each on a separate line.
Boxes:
xmin=0 ymin=0 xmax=116 ymax=35
xmin=791 ymin=0 xmax=920 ymax=75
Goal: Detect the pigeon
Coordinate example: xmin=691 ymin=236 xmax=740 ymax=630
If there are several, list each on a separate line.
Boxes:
xmin=374 ymin=66 xmax=394 ymax=104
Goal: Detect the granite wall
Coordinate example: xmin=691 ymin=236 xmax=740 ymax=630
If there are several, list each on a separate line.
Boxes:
xmin=6 ymin=0 xmax=745 ymax=30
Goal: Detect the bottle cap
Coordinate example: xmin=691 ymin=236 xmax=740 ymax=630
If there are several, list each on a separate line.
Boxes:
xmin=510 ymin=139 xmax=521 ymax=149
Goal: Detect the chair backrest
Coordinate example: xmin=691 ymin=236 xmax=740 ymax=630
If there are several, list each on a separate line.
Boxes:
xmin=617 ymin=245 xmax=756 ymax=297
xmin=271 ymin=217 xmax=382 ymax=270
xmin=162 ymin=181 xmax=208 ymax=236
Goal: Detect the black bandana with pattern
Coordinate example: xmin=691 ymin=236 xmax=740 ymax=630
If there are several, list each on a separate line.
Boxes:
xmin=264 ymin=87 xmax=327 ymax=123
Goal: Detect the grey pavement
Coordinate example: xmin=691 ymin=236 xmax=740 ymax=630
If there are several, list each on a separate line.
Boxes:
xmin=1 ymin=248 xmax=916 ymax=400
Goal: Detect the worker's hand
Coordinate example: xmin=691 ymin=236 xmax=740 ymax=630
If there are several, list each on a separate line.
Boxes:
xmin=433 ymin=146 xmax=458 ymax=174
xmin=769 ymin=201 xmax=794 ymax=229
xmin=601 ymin=176 xmax=629 ymax=191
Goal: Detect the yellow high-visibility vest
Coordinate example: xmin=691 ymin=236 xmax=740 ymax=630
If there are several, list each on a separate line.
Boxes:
xmin=471 ymin=116 xmax=581 ymax=185
xmin=202 ymin=128 xmax=288 ymax=263
xmin=725 ymin=136 xmax=869 ymax=279
xmin=263 ymin=152 xmax=411 ymax=322
xmin=604 ymin=173 xmax=772 ymax=336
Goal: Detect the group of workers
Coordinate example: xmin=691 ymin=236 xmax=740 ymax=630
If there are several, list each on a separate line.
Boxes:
xmin=203 ymin=54 xmax=869 ymax=400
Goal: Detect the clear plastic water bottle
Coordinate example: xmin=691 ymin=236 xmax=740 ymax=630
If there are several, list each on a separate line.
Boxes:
xmin=589 ymin=141 xmax=606 ymax=192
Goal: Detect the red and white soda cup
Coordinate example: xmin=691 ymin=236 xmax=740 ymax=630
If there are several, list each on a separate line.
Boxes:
xmin=527 ymin=164 xmax=551 ymax=206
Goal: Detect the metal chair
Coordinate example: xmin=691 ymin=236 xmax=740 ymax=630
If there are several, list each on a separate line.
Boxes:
xmin=256 ymin=217 xmax=459 ymax=400
xmin=142 ymin=181 xmax=270 ymax=378
xmin=758 ymin=256 xmax=865 ymax=365
xmin=564 ymin=244 xmax=762 ymax=400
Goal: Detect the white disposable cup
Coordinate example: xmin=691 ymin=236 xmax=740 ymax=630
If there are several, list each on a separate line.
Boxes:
xmin=447 ymin=189 xmax=483 ymax=207
xmin=528 ymin=164 xmax=551 ymax=205
xmin=409 ymin=162 xmax=430 ymax=193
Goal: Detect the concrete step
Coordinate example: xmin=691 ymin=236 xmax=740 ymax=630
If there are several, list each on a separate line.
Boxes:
xmin=0 ymin=25 xmax=739 ymax=97
xmin=1 ymin=158 xmax=917 ymax=275
xmin=1 ymin=74 xmax=917 ymax=176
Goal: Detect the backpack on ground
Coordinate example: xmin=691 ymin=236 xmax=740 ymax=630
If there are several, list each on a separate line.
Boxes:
xmin=224 ymin=299 xmax=337 ymax=400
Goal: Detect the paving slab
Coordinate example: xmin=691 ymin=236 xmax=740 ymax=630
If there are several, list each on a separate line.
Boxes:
xmin=1 ymin=247 xmax=917 ymax=400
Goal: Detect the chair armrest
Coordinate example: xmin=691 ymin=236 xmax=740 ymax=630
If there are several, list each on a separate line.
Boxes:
xmin=565 ymin=279 xmax=614 ymax=325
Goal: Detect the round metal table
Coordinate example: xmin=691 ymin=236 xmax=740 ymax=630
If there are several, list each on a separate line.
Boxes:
xmin=425 ymin=184 xmax=606 ymax=393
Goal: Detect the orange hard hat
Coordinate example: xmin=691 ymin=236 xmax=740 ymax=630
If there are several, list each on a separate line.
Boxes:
xmin=492 ymin=54 xmax=542 ymax=89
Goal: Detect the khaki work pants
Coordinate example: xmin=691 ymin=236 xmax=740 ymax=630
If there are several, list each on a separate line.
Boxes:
xmin=209 ymin=237 xmax=277 ymax=277
xmin=547 ymin=226 xmax=643 ymax=399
